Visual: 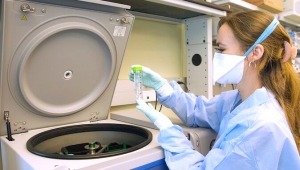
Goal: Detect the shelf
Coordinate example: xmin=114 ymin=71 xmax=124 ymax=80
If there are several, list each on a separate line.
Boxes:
xmin=78 ymin=0 xmax=131 ymax=9
xmin=278 ymin=11 xmax=300 ymax=28
xmin=212 ymin=0 xmax=300 ymax=31
xmin=212 ymin=0 xmax=260 ymax=12
xmin=103 ymin=0 xmax=227 ymax=22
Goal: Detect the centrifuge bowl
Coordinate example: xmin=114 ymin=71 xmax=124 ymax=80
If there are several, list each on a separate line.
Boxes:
xmin=26 ymin=123 xmax=152 ymax=159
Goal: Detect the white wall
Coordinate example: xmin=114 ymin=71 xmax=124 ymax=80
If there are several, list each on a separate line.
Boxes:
xmin=119 ymin=18 xmax=186 ymax=79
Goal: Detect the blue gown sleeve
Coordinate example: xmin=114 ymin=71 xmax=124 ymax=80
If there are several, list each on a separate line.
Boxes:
xmin=158 ymin=81 xmax=237 ymax=133
xmin=158 ymin=125 xmax=231 ymax=170
xmin=158 ymin=105 xmax=300 ymax=170
xmin=158 ymin=120 xmax=300 ymax=170
xmin=158 ymin=125 xmax=206 ymax=170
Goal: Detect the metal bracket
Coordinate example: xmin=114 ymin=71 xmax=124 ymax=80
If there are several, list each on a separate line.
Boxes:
xmin=12 ymin=121 xmax=28 ymax=134
xmin=185 ymin=17 xmax=213 ymax=99
xmin=90 ymin=112 xmax=100 ymax=122
xmin=20 ymin=3 xmax=36 ymax=13
xmin=4 ymin=111 xmax=9 ymax=120
xmin=121 ymin=17 xmax=130 ymax=24
xmin=4 ymin=111 xmax=14 ymax=141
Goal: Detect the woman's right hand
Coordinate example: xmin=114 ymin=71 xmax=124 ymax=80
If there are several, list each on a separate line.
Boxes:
xmin=128 ymin=65 xmax=166 ymax=90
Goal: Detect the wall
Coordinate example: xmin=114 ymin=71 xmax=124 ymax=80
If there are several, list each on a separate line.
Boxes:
xmin=119 ymin=18 xmax=186 ymax=79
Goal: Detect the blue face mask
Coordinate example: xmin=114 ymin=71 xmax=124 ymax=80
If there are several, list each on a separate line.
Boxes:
xmin=212 ymin=17 xmax=279 ymax=85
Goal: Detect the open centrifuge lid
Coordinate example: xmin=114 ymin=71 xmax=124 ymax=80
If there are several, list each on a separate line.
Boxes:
xmin=0 ymin=0 xmax=134 ymax=136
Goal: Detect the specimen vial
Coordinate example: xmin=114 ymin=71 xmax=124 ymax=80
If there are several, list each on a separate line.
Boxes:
xmin=133 ymin=65 xmax=143 ymax=99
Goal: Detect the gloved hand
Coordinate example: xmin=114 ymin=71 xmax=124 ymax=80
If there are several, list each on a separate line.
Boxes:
xmin=128 ymin=65 xmax=166 ymax=91
xmin=136 ymin=98 xmax=173 ymax=130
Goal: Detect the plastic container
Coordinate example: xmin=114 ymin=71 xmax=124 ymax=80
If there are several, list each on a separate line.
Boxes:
xmin=132 ymin=65 xmax=143 ymax=99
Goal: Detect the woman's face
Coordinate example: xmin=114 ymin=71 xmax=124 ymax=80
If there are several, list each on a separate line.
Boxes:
xmin=215 ymin=22 xmax=264 ymax=96
xmin=215 ymin=23 xmax=252 ymax=89
xmin=215 ymin=23 xmax=243 ymax=56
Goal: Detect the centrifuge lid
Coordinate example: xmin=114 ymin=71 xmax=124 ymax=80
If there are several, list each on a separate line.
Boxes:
xmin=8 ymin=21 xmax=116 ymax=117
xmin=0 ymin=0 xmax=134 ymax=135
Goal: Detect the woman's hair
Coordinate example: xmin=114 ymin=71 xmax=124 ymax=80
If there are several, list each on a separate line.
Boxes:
xmin=218 ymin=10 xmax=300 ymax=154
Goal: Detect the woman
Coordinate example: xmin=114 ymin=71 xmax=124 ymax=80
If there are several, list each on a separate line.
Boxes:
xmin=129 ymin=10 xmax=300 ymax=169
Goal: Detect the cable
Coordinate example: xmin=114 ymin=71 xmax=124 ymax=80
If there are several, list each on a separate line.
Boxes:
xmin=155 ymin=91 xmax=157 ymax=110
xmin=177 ymin=81 xmax=189 ymax=92
xmin=231 ymin=84 xmax=237 ymax=90
xmin=154 ymin=91 xmax=163 ymax=112
xmin=159 ymin=104 xmax=162 ymax=112
xmin=154 ymin=81 xmax=189 ymax=112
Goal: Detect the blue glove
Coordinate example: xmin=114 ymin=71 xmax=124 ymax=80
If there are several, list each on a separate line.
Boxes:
xmin=129 ymin=65 xmax=166 ymax=90
xmin=136 ymin=98 xmax=173 ymax=130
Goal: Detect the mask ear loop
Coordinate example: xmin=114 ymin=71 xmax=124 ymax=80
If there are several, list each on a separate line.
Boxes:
xmin=243 ymin=18 xmax=279 ymax=57
xmin=282 ymin=41 xmax=297 ymax=63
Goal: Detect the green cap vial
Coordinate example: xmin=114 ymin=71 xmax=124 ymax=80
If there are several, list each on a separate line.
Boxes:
xmin=132 ymin=65 xmax=142 ymax=72
xmin=132 ymin=65 xmax=143 ymax=99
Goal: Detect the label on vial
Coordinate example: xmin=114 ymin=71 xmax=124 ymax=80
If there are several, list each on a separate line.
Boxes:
xmin=113 ymin=26 xmax=126 ymax=36
xmin=134 ymin=72 xmax=143 ymax=99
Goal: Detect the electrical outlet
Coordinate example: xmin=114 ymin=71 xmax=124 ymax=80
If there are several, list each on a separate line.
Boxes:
xmin=142 ymin=90 xmax=156 ymax=102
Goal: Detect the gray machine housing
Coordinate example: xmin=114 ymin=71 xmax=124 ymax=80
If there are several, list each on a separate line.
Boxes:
xmin=0 ymin=0 xmax=134 ymax=135
xmin=111 ymin=109 xmax=217 ymax=156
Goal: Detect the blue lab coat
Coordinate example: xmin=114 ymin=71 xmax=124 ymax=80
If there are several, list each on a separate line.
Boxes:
xmin=157 ymin=81 xmax=300 ymax=170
